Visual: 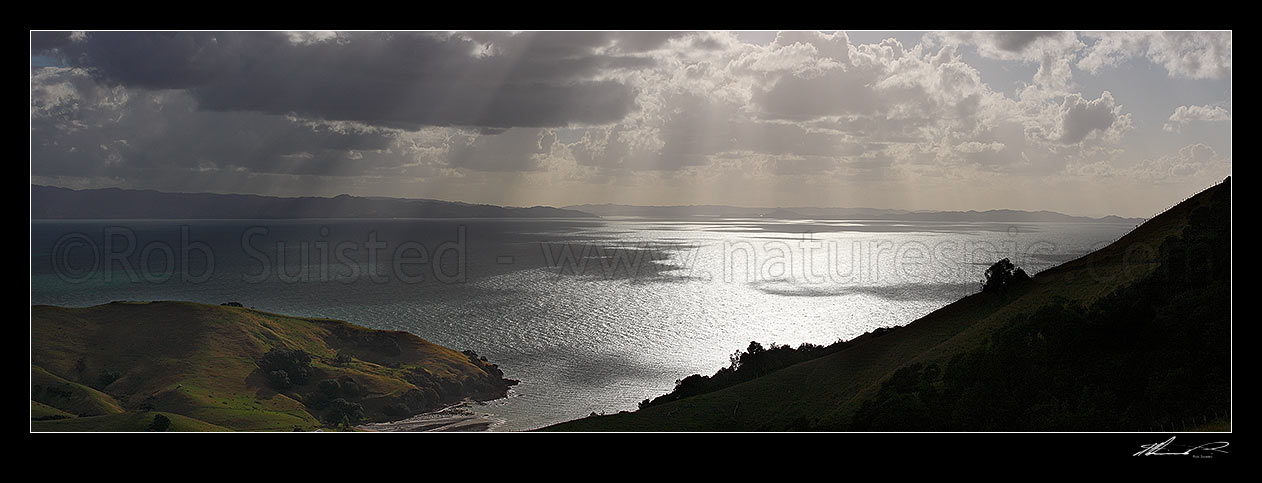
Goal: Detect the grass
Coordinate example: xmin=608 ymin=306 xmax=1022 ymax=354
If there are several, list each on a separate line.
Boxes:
xmin=31 ymin=411 xmax=229 ymax=432
xmin=31 ymin=365 xmax=125 ymax=416
xmin=32 ymin=301 xmax=508 ymax=431
xmin=1189 ymin=419 xmax=1231 ymax=432
xmin=31 ymin=400 xmax=75 ymax=420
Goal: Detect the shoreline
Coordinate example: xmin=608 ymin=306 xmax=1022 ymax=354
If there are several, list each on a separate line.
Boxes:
xmin=357 ymin=400 xmax=506 ymax=432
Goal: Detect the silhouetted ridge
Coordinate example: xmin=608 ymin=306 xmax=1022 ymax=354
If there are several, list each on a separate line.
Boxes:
xmin=543 ymin=177 xmax=1230 ymax=431
xmin=851 ymin=177 xmax=1229 ymax=431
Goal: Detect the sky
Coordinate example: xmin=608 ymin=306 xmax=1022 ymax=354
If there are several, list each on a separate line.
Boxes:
xmin=30 ymin=31 xmax=1231 ymax=218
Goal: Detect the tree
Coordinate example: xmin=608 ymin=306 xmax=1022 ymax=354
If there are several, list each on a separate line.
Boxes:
xmin=334 ymin=351 xmax=354 ymax=365
xmin=148 ymin=414 xmax=172 ymax=432
xmin=323 ymin=398 xmax=365 ymax=427
xmin=259 ymin=348 xmax=312 ymax=387
xmin=981 ymin=258 xmax=1030 ymax=294
xmin=268 ymin=370 xmax=292 ymax=390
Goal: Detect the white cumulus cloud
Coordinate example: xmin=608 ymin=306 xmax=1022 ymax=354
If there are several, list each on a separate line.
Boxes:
xmin=1163 ymin=105 xmax=1231 ymax=132
xmin=1079 ymin=31 xmax=1231 ymax=79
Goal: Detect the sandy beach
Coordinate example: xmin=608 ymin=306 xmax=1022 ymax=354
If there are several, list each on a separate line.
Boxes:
xmin=357 ymin=401 xmax=504 ymax=432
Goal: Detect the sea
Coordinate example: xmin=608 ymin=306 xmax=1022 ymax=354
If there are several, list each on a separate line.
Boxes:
xmin=30 ymin=217 xmax=1136 ymax=431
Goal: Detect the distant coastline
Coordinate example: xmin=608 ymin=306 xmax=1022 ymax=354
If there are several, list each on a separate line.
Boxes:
xmin=31 ymin=185 xmax=1142 ymax=223
xmin=30 ymin=185 xmax=598 ymax=220
xmin=566 ymin=203 xmax=1145 ymax=224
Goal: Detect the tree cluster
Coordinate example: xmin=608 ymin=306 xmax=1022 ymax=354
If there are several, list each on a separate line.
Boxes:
xmin=981 ymin=258 xmax=1029 ymax=294
xmin=260 ymin=348 xmax=313 ymax=390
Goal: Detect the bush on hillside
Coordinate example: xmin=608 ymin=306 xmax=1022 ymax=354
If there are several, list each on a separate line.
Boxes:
xmin=981 ymin=258 xmax=1030 ymax=294
xmin=148 ymin=413 xmax=172 ymax=432
xmin=260 ymin=348 xmax=312 ymax=388
xmin=322 ymin=398 xmax=365 ymax=426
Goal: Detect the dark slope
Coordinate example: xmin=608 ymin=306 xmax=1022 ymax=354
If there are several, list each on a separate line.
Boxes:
xmin=544 ymin=178 xmax=1230 ymax=431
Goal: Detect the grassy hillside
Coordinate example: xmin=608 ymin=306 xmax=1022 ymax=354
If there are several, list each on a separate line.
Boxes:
xmin=545 ymin=177 xmax=1230 ymax=431
xmin=31 ymin=301 xmax=516 ymax=431
xmin=33 ymin=411 xmax=231 ymax=432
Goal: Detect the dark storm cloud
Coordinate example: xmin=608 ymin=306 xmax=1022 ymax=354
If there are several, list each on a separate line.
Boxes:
xmin=45 ymin=31 xmax=249 ymax=89
xmin=30 ymin=31 xmax=73 ymax=52
xmin=991 ymin=31 xmax=1060 ymax=52
xmin=35 ymin=31 xmax=672 ymax=129
xmin=30 ymin=67 xmax=405 ymax=180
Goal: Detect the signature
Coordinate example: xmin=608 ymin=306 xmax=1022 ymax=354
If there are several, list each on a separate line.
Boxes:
xmin=1134 ymin=436 xmax=1229 ymax=457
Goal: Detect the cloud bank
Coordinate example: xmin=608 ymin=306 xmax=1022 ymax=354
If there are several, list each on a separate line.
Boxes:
xmin=30 ymin=30 xmax=1231 ymax=216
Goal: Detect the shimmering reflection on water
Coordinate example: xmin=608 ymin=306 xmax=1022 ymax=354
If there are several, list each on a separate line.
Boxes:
xmin=30 ymin=217 xmax=1134 ymax=431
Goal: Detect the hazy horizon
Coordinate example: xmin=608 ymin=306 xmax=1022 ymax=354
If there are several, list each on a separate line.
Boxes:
xmin=31 ymin=31 xmax=1231 ymax=218
xmin=31 ymin=182 xmax=1163 ymax=219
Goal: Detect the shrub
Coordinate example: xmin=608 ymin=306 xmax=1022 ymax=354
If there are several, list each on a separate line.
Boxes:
xmin=268 ymin=370 xmax=292 ymax=390
xmin=339 ymin=377 xmax=360 ymax=398
xmin=259 ymin=348 xmax=312 ymax=387
xmin=323 ymin=398 xmax=365 ymax=426
xmin=148 ymin=414 xmax=172 ymax=432
xmin=383 ymin=402 xmax=411 ymax=418
xmin=317 ymin=378 xmax=341 ymax=397
xmin=981 ymin=258 xmax=1030 ymax=294
xmin=638 ymin=338 xmax=849 ymax=409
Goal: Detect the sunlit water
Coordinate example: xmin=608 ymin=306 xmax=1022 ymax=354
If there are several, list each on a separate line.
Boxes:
xmin=30 ymin=217 xmax=1136 ymax=430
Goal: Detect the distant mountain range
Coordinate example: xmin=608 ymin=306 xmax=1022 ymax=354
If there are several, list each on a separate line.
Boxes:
xmin=30 ymin=185 xmax=1144 ymax=223
xmin=30 ymin=185 xmax=597 ymax=219
xmin=565 ymin=203 xmax=1143 ymax=223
